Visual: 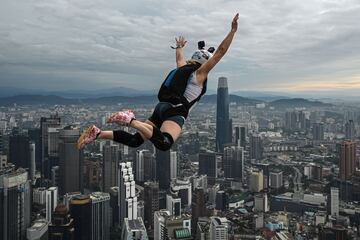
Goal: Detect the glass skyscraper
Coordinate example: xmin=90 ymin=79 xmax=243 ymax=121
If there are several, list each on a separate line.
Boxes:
xmin=216 ymin=77 xmax=231 ymax=152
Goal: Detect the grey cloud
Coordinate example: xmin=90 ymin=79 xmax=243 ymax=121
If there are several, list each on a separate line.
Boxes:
xmin=0 ymin=0 xmax=359 ymax=93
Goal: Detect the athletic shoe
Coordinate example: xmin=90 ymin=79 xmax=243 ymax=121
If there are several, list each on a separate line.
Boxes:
xmin=106 ymin=110 xmax=135 ymax=126
xmin=76 ymin=125 xmax=101 ymax=149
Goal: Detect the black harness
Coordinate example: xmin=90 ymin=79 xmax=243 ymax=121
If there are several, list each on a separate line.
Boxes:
xmin=157 ymin=63 xmax=207 ymax=118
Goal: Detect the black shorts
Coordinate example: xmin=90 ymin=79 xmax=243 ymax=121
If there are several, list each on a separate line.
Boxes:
xmin=148 ymin=102 xmax=186 ymax=129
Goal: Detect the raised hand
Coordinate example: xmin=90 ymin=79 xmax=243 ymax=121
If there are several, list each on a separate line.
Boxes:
xmin=175 ymin=36 xmax=187 ymax=48
xmin=231 ymin=13 xmax=239 ymax=33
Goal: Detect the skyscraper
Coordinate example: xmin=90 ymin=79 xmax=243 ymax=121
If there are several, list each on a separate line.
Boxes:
xmin=199 ymin=151 xmax=217 ymax=185
xmin=170 ymin=151 xmax=178 ymax=180
xmin=250 ymin=134 xmax=263 ymax=161
xmin=330 ymin=187 xmax=339 ymax=217
xmin=70 ymin=195 xmax=92 ymax=240
xmin=338 ymin=141 xmax=356 ymax=181
xmin=312 ymin=123 xmax=324 ymax=141
xmin=156 ymin=149 xmax=171 ymax=189
xmin=216 ymin=77 xmax=231 ymax=152
xmin=0 ymin=168 xmax=31 ymax=240
xmin=118 ymin=162 xmax=138 ymax=227
xmin=235 ymin=126 xmax=246 ymax=147
xmin=144 ymin=181 xmax=159 ymax=230
xmin=250 ymin=169 xmax=264 ymax=192
xmin=58 ymin=126 xmax=83 ymax=194
xmin=192 ymin=188 xmax=206 ymax=235
xmin=28 ymin=128 xmax=42 ymax=175
xmin=102 ymin=142 xmax=120 ymax=192
xmin=46 ymin=187 xmax=58 ymax=223
xmin=345 ymin=120 xmax=356 ymax=140
xmin=89 ymin=192 xmax=111 ymax=240
xmin=136 ymin=149 xmax=155 ymax=183
xmin=9 ymin=132 xmax=30 ymax=169
xmin=223 ymin=146 xmax=244 ymax=180
xmin=40 ymin=114 xmax=61 ymax=177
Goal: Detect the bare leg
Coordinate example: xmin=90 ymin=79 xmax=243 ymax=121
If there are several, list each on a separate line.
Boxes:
xmin=130 ymin=120 xmax=155 ymax=140
xmin=99 ymin=120 xmax=156 ymax=141
xmin=98 ymin=130 xmax=113 ymax=140
xmin=160 ymin=120 xmax=182 ymax=142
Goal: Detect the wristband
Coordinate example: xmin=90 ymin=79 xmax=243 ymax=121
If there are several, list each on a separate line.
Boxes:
xmin=170 ymin=45 xmax=183 ymax=49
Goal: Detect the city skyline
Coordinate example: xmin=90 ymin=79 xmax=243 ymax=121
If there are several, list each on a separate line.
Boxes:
xmin=1 ymin=0 xmax=360 ymax=96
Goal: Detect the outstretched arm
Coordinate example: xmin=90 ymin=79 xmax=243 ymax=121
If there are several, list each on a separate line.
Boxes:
xmin=175 ymin=36 xmax=187 ymax=67
xmin=197 ymin=13 xmax=239 ymax=83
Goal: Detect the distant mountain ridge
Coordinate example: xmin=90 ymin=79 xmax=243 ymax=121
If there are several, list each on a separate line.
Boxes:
xmin=0 ymin=94 xmax=331 ymax=108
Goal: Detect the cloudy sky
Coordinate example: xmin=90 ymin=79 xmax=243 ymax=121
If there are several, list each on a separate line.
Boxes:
xmin=1 ymin=0 xmax=360 ymax=96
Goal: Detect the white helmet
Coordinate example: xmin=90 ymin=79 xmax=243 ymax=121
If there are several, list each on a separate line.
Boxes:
xmin=191 ymin=49 xmax=213 ymax=64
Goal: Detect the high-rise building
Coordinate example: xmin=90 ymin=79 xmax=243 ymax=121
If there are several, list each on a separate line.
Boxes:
xmin=89 ymin=192 xmax=111 ymax=240
xmin=223 ymin=146 xmax=244 ymax=180
xmin=51 ymin=166 xmax=60 ymax=186
xmin=312 ymin=123 xmax=324 ymax=141
xmin=270 ymin=171 xmax=283 ymax=189
xmin=70 ymin=192 xmax=111 ymax=240
xmin=30 ymin=142 xmax=36 ymax=181
xmin=216 ymin=77 xmax=231 ymax=152
xmin=121 ymin=217 xmax=149 ymax=240
xmin=254 ymin=193 xmax=269 ymax=212
xmin=48 ymin=204 xmax=75 ymax=240
xmin=345 ymin=120 xmax=356 ymax=140
xmin=118 ymin=162 xmax=138 ymax=227
xmin=198 ymin=151 xmax=217 ymax=185
xmin=209 ymin=217 xmax=228 ymax=240
xmin=156 ymin=149 xmax=171 ymax=189
xmin=40 ymin=114 xmax=61 ymax=177
xmin=170 ymin=151 xmax=177 ymax=180
xmin=215 ymin=190 xmax=227 ymax=211
xmin=166 ymin=194 xmax=181 ymax=216
xmin=192 ymin=188 xmax=206 ymax=234
xmin=58 ymin=126 xmax=83 ymax=194
xmin=46 ymin=187 xmax=58 ymax=223
xmin=154 ymin=210 xmax=191 ymax=240
xmin=9 ymin=132 xmax=30 ymax=169
xmin=0 ymin=168 xmax=31 ymax=240
xmin=171 ymin=179 xmax=192 ymax=208
xmin=136 ymin=149 xmax=155 ymax=183
xmin=144 ymin=181 xmax=159 ymax=230
xmin=70 ymin=195 xmax=92 ymax=240
xmin=338 ymin=141 xmax=357 ymax=181
xmin=102 ymin=142 xmax=120 ymax=192
xmin=235 ymin=126 xmax=246 ymax=147
xmin=28 ymin=128 xmax=42 ymax=171
xmin=109 ymin=187 xmax=119 ymax=227
xmin=250 ymin=169 xmax=264 ymax=192
xmin=250 ymin=134 xmax=263 ymax=161
xmin=329 ymin=187 xmax=339 ymax=218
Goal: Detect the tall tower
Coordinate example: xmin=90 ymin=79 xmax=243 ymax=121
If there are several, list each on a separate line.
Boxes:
xmin=58 ymin=126 xmax=83 ymax=194
xmin=136 ymin=149 xmax=155 ymax=184
xmin=102 ymin=142 xmax=120 ymax=192
xmin=170 ymin=151 xmax=178 ymax=180
xmin=345 ymin=120 xmax=356 ymax=140
xmin=89 ymin=192 xmax=111 ymax=240
xmin=198 ymin=151 xmax=217 ymax=185
xmin=40 ymin=114 xmax=61 ymax=177
xmin=250 ymin=134 xmax=263 ymax=161
xmin=330 ymin=187 xmax=339 ymax=218
xmin=223 ymin=146 xmax=244 ymax=180
xmin=9 ymin=132 xmax=30 ymax=169
xmin=118 ymin=162 xmax=138 ymax=228
xmin=338 ymin=140 xmax=356 ymax=181
xmin=156 ymin=149 xmax=171 ymax=190
xmin=144 ymin=181 xmax=159 ymax=230
xmin=312 ymin=123 xmax=324 ymax=141
xmin=0 ymin=168 xmax=31 ymax=240
xmin=216 ymin=77 xmax=230 ymax=152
